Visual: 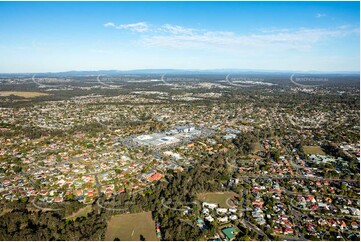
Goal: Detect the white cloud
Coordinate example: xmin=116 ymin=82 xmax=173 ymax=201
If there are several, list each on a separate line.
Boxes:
xmin=161 ymin=24 xmax=194 ymax=35
xmin=142 ymin=26 xmax=358 ymax=52
xmin=104 ymin=22 xmax=115 ymax=27
xmin=104 ymin=22 xmax=149 ymax=32
xmin=104 ymin=21 xmax=358 ymax=52
xmin=316 ymin=13 xmax=327 ymax=18
xmin=260 ymin=28 xmax=291 ymax=34
xmin=116 ymin=22 xmax=149 ymax=32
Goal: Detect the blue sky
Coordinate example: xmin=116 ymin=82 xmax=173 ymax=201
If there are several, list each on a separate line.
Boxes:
xmin=0 ymin=1 xmax=359 ymax=73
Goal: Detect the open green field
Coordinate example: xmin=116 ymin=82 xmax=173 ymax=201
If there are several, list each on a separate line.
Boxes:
xmin=0 ymin=91 xmax=50 ymax=98
xmin=304 ymin=145 xmax=325 ymax=155
xmin=105 ymin=211 xmax=158 ymax=241
xmin=65 ymin=205 xmax=92 ymax=220
xmin=197 ymin=191 xmax=238 ymax=208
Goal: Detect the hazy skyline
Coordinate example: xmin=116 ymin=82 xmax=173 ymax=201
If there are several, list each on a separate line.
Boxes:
xmin=0 ymin=1 xmax=359 ymax=73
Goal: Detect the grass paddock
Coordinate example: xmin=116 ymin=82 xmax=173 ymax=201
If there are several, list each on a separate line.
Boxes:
xmin=197 ymin=191 xmax=238 ymax=208
xmin=304 ymin=146 xmax=325 ymax=155
xmin=105 ymin=211 xmax=158 ymax=241
xmin=0 ymin=91 xmax=50 ymax=98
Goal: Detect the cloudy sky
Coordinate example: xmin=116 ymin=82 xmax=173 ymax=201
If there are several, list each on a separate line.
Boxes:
xmin=0 ymin=1 xmax=359 ymax=73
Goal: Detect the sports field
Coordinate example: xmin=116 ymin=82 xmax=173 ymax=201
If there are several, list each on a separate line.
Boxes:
xmin=303 ymin=146 xmax=325 ymax=155
xmin=0 ymin=91 xmax=50 ymax=98
xmin=105 ymin=211 xmax=158 ymax=241
xmin=197 ymin=191 xmax=238 ymax=208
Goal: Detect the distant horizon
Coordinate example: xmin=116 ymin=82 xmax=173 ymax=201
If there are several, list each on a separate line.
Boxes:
xmin=0 ymin=67 xmax=360 ymax=75
xmin=0 ymin=1 xmax=359 ymax=73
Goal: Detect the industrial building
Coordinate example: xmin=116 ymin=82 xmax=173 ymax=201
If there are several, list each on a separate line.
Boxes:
xmin=135 ymin=133 xmax=180 ymax=147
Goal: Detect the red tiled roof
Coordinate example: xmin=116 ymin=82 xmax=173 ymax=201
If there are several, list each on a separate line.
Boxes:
xmin=148 ymin=172 xmax=164 ymax=181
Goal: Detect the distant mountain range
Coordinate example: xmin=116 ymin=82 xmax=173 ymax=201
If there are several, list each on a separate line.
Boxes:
xmin=0 ymin=69 xmax=359 ymax=76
